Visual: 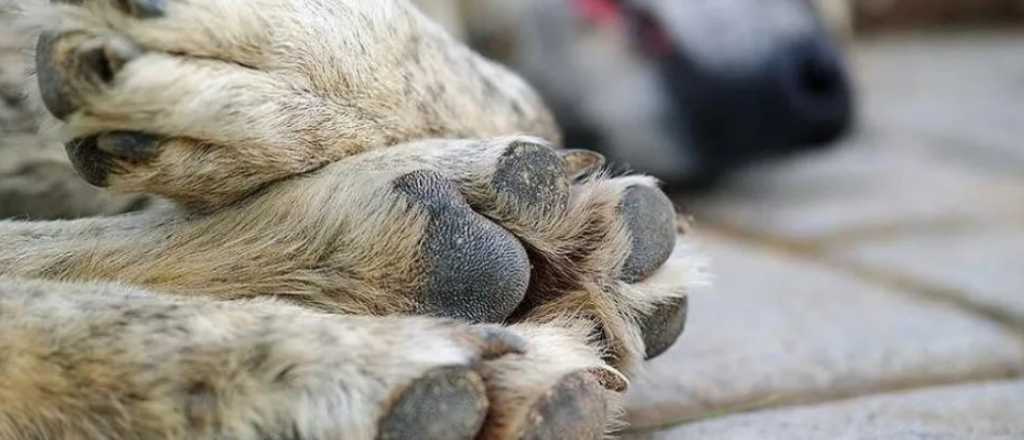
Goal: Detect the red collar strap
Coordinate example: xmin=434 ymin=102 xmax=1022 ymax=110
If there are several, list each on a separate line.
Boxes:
xmin=572 ymin=0 xmax=625 ymax=27
xmin=571 ymin=0 xmax=675 ymax=58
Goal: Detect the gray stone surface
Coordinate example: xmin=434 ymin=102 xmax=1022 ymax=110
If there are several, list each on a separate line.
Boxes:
xmin=623 ymin=234 xmax=1024 ymax=431
xmin=854 ymin=31 xmax=1024 ymax=172
xmin=836 ymin=227 xmax=1024 ymax=325
xmin=687 ymin=128 xmax=1024 ymax=242
xmin=635 ymin=379 xmax=1024 ymax=439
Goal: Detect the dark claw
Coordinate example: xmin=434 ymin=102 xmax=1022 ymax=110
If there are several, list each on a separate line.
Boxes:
xmin=36 ymin=32 xmax=76 ymax=120
xmin=97 ymin=132 xmax=162 ymax=162
xmin=36 ymin=33 xmax=142 ymax=120
xmin=394 ymin=170 xmax=530 ymax=324
xmin=619 ymin=185 xmax=677 ymax=283
xmin=640 ymin=296 xmax=688 ymax=360
xmin=473 ymin=326 xmax=528 ymax=360
xmin=559 ymin=149 xmax=606 ymax=180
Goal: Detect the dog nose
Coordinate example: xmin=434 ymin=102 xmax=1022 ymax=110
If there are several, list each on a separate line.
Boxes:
xmin=658 ymin=36 xmax=855 ymax=180
xmin=775 ymin=39 xmax=853 ymax=146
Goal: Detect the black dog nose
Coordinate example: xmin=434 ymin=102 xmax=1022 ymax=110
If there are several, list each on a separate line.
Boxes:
xmin=774 ymin=39 xmax=853 ymax=146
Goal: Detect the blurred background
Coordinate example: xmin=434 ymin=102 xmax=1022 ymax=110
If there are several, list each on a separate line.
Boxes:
xmin=2 ymin=0 xmax=1023 ymax=437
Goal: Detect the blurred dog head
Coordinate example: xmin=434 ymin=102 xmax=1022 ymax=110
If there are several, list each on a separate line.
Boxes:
xmin=421 ymin=0 xmax=855 ymax=186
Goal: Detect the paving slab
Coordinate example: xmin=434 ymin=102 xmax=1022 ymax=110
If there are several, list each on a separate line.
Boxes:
xmin=624 ymin=234 xmax=1024 ymax=430
xmin=632 ymin=379 xmax=1024 ymax=439
xmin=686 ymin=129 xmax=1024 ymax=243
xmin=853 ymin=31 xmax=1024 ymax=172
xmin=834 ymin=226 xmax=1024 ymax=326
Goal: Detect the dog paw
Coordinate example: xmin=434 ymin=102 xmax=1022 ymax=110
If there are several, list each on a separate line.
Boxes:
xmin=342 ymin=137 xmax=698 ymax=371
xmin=29 ymin=0 xmax=556 ymax=210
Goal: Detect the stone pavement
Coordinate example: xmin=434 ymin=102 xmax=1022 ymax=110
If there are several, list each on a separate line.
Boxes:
xmin=623 ymin=30 xmax=1024 ymax=437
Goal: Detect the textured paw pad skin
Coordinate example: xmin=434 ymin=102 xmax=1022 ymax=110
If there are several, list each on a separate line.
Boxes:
xmin=619 ymin=185 xmax=677 ymax=284
xmin=492 ymin=141 xmax=571 ymax=216
xmin=65 ymin=137 xmax=115 ymax=187
xmin=394 ymin=170 xmax=530 ymax=323
xmin=518 ymin=371 xmax=609 ymax=440
xmin=639 ymin=296 xmax=689 ymax=360
xmin=377 ymin=366 xmax=488 ymax=440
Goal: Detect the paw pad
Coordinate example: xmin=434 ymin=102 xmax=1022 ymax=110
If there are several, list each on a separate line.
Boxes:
xmin=519 ymin=371 xmax=608 ymax=440
xmin=639 ymin=296 xmax=688 ymax=360
xmin=394 ymin=170 xmax=530 ymax=323
xmin=619 ymin=185 xmax=677 ymax=283
xmin=492 ymin=141 xmax=571 ymax=217
xmin=378 ymin=366 xmax=488 ymax=440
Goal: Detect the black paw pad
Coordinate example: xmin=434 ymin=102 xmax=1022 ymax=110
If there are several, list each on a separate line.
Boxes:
xmin=65 ymin=136 xmax=116 ymax=187
xmin=96 ymin=132 xmax=161 ymax=162
xmin=36 ymin=32 xmax=77 ymax=120
xmin=50 ymin=0 xmax=166 ymax=17
xmin=36 ymin=33 xmax=142 ymax=120
xmin=619 ymin=185 xmax=677 ymax=283
xmin=519 ymin=372 xmax=608 ymax=440
xmin=110 ymin=0 xmax=168 ymax=17
xmin=492 ymin=141 xmax=571 ymax=216
xmin=377 ymin=366 xmax=487 ymax=440
xmin=394 ymin=170 xmax=530 ymax=323
xmin=640 ymin=296 xmax=688 ymax=360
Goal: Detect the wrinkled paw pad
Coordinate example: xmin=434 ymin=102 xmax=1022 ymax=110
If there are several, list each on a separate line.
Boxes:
xmin=64 ymin=137 xmax=116 ymax=186
xmin=639 ymin=296 xmax=688 ymax=360
xmin=492 ymin=141 xmax=571 ymax=216
xmin=394 ymin=170 xmax=530 ymax=323
xmin=518 ymin=371 xmax=609 ymax=440
xmin=63 ymin=133 xmax=161 ymax=186
xmin=619 ymin=185 xmax=677 ymax=283
xmin=378 ymin=366 xmax=488 ymax=440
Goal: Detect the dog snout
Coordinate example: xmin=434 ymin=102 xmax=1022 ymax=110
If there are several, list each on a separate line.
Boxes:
xmin=775 ymin=39 xmax=854 ymax=146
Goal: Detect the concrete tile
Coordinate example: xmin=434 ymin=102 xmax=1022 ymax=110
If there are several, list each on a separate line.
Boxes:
xmin=624 ymin=235 xmax=1024 ymax=430
xmin=835 ymin=227 xmax=1024 ymax=325
xmin=638 ymin=379 xmax=1024 ymax=439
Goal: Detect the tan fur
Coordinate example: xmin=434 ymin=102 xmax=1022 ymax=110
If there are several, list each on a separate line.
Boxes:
xmin=0 ymin=137 xmax=701 ymax=370
xmin=0 ymin=0 xmax=707 ymax=437
xmin=14 ymin=0 xmax=559 ymax=211
xmin=1 ymin=278 xmax=626 ymax=439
